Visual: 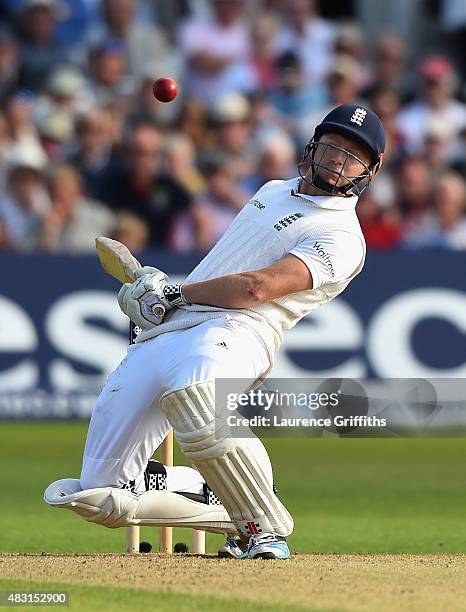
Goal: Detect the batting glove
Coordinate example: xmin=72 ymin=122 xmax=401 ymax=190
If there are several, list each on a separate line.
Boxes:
xmin=117 ymin=266 xmax=189 ymax=329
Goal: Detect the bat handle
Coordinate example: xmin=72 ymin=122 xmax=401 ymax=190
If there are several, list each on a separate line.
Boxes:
xmin=129 ymin=304 xmax=165 ymax=341
xmin=129 ymin=321 xmax=141 ymax=344
xmin=152 ymin=304 xmax=166 ymax=319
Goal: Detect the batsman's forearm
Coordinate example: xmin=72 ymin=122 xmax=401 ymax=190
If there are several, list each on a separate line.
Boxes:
xmin=182 ymin=272 xmax=268 ymax=309
xmin=181 ymin=256 xmax=312 ymax=308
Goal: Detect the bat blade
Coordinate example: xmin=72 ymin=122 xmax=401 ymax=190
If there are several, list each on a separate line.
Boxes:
xmin=95 ymin=236 xmax=166 ymax=320
xmin=95 ymin=236 xmax=140 ymax=284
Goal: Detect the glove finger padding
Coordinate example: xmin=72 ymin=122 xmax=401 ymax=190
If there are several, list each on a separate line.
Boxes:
xmin=117 ymin=283 xmax=131 ymax=314
xmin=117 ymin=281 xmax=154 ymax=329
xmin=117 ymin=277 xmax=168 ymax=329
xmin=129 ymin=276 xmax=153 ymax=300
xmin=118 ymin=280 xmax=151 ymax=316
xmin=119 ymin=276 xmax=157 ymax=311
xmin=133 ymin=266 xmax=167 ymax=282
xmin=126 ymin=297 xmax=154 ymax=330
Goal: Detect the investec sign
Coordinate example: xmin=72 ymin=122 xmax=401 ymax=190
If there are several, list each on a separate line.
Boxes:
xmin=0 ymin=252 xmax=464 ymax=418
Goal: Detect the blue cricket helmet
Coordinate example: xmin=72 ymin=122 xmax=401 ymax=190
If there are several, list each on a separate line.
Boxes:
xmin=298 ymin=103 xmax=386 ymax=196
xmin=314 ymin=103 xmax=386 ymax=165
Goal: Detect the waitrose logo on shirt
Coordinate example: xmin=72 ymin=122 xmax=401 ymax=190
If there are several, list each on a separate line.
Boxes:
xmin=313 ymin=242 xmax=335 ymax=277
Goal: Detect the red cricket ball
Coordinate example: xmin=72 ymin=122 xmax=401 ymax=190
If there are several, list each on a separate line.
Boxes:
xmin=152 ymin=77 xmax=178 ymax=103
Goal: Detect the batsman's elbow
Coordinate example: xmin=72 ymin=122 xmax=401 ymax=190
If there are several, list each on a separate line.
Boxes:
xmin=242 ymin=273 xmax=267 ymax=305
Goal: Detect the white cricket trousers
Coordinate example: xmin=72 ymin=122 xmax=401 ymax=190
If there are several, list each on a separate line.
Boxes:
xmin=80 ymin=316 xmax=270 ymax=492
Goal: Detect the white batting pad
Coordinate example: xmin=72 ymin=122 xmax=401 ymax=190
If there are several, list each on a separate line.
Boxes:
xmin=44 ymin=479 xmax=139 ymax=528
xmin=44 ymin=478 xmax=235 ymax=534
xmin=161 ymin=382 xmax=294 ymax=538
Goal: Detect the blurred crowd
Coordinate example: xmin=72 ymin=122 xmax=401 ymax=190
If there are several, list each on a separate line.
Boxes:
xmin=0 ymin=0 xmax=465 ymax=255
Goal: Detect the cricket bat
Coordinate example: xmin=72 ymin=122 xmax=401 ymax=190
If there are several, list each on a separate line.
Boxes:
xmin=95 ymin=236 xmax=172 ymax=553
xmin=95 ymin=236 xmax=165 ymax=318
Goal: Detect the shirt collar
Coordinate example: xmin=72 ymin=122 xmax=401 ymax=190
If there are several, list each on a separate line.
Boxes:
xmin=288 ymin=178 xmax=359 ymax=211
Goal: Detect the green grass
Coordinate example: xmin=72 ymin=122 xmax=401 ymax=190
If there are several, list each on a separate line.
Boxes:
xmin=0 ymin=422 xmax=465 ymax=554
xmin=0 ymin=580 xmax=315 ymax=612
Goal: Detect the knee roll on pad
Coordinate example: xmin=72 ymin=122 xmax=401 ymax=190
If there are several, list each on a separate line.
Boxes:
xmin=161 ymin=381 xmax=294 ymax=537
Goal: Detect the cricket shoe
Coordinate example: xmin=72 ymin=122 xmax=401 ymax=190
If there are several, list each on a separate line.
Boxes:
xmin=218 ymin=535 xmax=249 ymax=559
xmin=247 ymin=533 xmax=291 ymax=559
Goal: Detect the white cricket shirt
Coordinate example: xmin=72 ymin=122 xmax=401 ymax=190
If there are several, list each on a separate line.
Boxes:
xmin=136 ymin=178 xmax=366 ymax=365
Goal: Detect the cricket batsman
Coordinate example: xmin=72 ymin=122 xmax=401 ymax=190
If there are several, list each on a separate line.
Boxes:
xmin=45 ymin=104 xmax=385 ymax=560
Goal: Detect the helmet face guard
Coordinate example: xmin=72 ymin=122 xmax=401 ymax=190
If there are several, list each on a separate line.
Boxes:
xmin=298 ymin=138 xmax=382 ymax=197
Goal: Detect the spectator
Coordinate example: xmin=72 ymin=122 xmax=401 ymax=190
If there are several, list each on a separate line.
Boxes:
xmin=41 ymin=163 xmax=115 ymax=252
xmin=243 ymin=132 xmax=296 ymax=193
xmin=85 ymin=38 xmax=135 ymax=110
xmin=324 ymin=56 xmax=363 ymax=107
xmin=357 ymin=191 xmax=402 ymax=249
xmin=247 ymin=90 xmax=291 ymax=153
xmin=0 ymin=217 xmax=12 ymax=250
xmin=177 ymin=100 xmax=212 ymax=150
xmin=248 ymin=14 xmax=279 ymax=91
xmin=299 ymin=56 xmax=363 ymax=147
xmin=17 ymin=0 xmax=68 ymax=93
xmin=368 ymin=87 xmax=402 ymax=162
xmin=178 ymin=0 xmax=254 ymax=104
xmin=432 ymin=172 xmax=466 ymax=249
xmin=46 ymin=67 xmax=85 ymax=112
xmin=164 ymin=133 xmax=206 ymax=197
xmin=269 ymin=51 xmax=327 ymax=142
xmin=36 ymin=111 xmax=74 ymax=161
xmin=0 ymin=111 xmax=9 ymax=193
xmin=363 ymin=34 xmax=407 ymax=101
xmin=334 ymin=22 xmax=371 ymax=89
xmin=112 ymin=211 xmax=150 ymax=254
xmin=398 ymin=172 xmax=466 ymax=250
xmin=210 ymin=93 xmax=256 ymax=181
xmin=423 ymin=117 xmax=454 ymax=181
xmin=198 ymin=149 xmax=249 ymax=216
xmin=91 ymin=0 xmax=171 ymax=81
xmin=397 ymin=56 xmax=466 ymax=160
xmin=272 ymin=0 xmax=335 ymax=86
xmin=97 ymin=121 xmax=202 ymax=250
xmin=396 ymin=157 xmax=435 ymax=247
xmin=3 ymin=92 xmax=48 ymax=168
xmin=67 ymin=108 xmax=114 ymax=198
xmin=186 ymin=149 xmax=249 ymax=251
xmin=0 ymin=153 xmax=49 ymax=251
xmin=450 ymin=127 xmax=465 ymax=177
xmin=441 ymin=0 xmax=466 ymax=88
xmin=100 ymin=102 xmax=126 ymax=153
xmin=366 ymin=87 xmax=401 ymax=212
xmin=0 ymin=27 xmax=19 ymax=101
xmin=33 ymin=66 xmax=89 ymax=127
xmin=54 ymin=0 xmax=100 ymax=63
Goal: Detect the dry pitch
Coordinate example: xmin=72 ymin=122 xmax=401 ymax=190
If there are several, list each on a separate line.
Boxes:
xmin=1 ymin=553 xmax=466 ymax=612
xmin=3 ymin=429 xmax=466 ymax=611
